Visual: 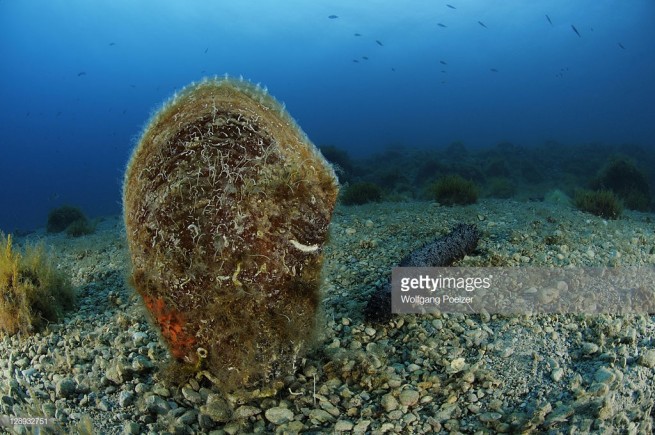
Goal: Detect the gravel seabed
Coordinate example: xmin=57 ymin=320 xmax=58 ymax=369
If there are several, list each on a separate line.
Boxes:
xmin=2 ymin=199 xmax=655 ymax=434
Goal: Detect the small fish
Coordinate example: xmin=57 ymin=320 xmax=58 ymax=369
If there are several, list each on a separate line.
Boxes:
xmin=545 ymin=14 xmax=553 ymax=26
xmin=354 ymin=33 xmax=362 ymax=36
xmin=571 ymin=24 xmax=581 ymax=37
xmin=437 ymin=23 xmax=447 ymax=28
xmin=56 ymin=111 xmax=62 ymax=116
xmin=77 ymin=71 xmax=86 ymax=76
xmin=353 ymin=59 xmax=359 ymax=63
xmin=376 ymin=40 xmax=383 ymax=46
xmin=328 ymin=15 xmax=338 ymax=19
xmin=440 ymin=60 xmax=448 ymax=65
xmin=441 ymin=70 xmax=447 ymax=73
xmin=204 ymin=48 xmax=208 ymax=53
xmin=478 ymin=21 xmax=487 ymax=28
xmin=490 ymin=68 xmax=498 ymax=72
xmin=446 ymin=4 xmax=456 ymax=9
xmin=391 ymin=67 xmax=395 ymax=72
xmin=618 ymin=42 xmax=626 ymax=49
xmin=108 ymin=42 xmax=116 ymax=46
xmin=362 ymin=56 xmax=369 ymax=60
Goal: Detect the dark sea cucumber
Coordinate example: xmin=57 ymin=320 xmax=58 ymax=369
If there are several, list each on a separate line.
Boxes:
xmin=364 ymin=223 xmax=481 ymax=323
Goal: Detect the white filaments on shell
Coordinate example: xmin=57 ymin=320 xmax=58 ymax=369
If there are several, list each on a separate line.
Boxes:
xmin=289 ymin=239 xmax=319 ymax=253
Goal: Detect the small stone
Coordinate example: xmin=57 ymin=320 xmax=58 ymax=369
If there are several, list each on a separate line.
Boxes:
xmin=345 ymin=228 xmax=356 ymax=235
xmin=106 ymin=362 xmax=133 ymax=385
xmin=448 ymin=357 xmax=467 ymax=373
xmin=97 ymin=399 xmax=111 ymax=412
xmin=353 ymin=420 xmax=371 ymax=432
xmin=589 ymin=382 xmax=610 ymax=397
xmin=335 ymin=420 xmax=354 ymax=431
xmin=181 ymin=387 xmax=203 ymax=405
xmin=365 ymin=219 xmax=374 ymax=227
xmin=123 ymin=421 xmax=141 ymax=434
xmin=381 ymin=394 xmax=399 ymax=412
xmin=594 ymin=367 xmax=616 ymax=384
xmin=479 ymin=412 xmax=502 ymax=423
xmin=41 ymin=403 xmax=56 ymax=417
xmin=364 ymin=327 xmax=376 ymax=337
xmin=265 ymin=407 xmax=294 ymax=424
xmin=118 ymin=391 xmax=135 ymax=407
xmin=320 ymin=401 xmax=340 ymax=417
xmin=551 ymin=368 xmax=564 ymax=382
xmin=234 ymin=405 xmax=261 ymax=419
xmin=200 ymin=401 xmax=232 ymax=423
xmin=399 ymin=389 xmax=419 ymax=407
xmin=309 ymin=409 xmax=334 ymax=423
xmin=177 ymin=410 xmax=198 ymax=425
xmin=581 ymin=342 xmax=599 ymax=355
xmin=132 ymin=331 xmax=148 ymax=346
xmin=132 ymin=355 xmax=154 ymax=373
xmin=407 ymin=363 xmax=421 ymax=372
xmin=152 ymin=384 xmax=170 ymax=397
xmin=134 ymin=383 xmax=149 ymax=394
xmin=55 ymin=378 xmax=76 ymax=399
xmin=638 ymin=349 xmax=655 ymax=368
xmin=145 ymin=395 xmax=170 ymax=415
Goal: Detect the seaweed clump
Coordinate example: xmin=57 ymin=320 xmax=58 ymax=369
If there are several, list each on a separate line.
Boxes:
xmin=430 ymin=175 xmax=478 ymax=206
xmin=591 ymin=157 xmax=651 ymax=211
xmin=0 ymin=233 xmax=75 ymax=336
xmin=573 ymin=189 xmax=623 ymax=220
xmin=341 ymin=182 xmax=382 ymax=205
xmin=47 ymin=205 xmax=94 ymax=236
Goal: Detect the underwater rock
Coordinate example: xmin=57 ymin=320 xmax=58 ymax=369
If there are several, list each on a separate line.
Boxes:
xmin=123 ymin=77 xmax=339 ymax=390
xmin=364 ymin=223 xmax=480 ymax=323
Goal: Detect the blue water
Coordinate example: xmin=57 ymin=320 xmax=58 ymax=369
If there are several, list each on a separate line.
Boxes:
xmin=1 ymin=0 xmax=654 ymax=231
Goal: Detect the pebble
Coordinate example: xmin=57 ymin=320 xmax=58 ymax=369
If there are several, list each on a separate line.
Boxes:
xmin=265 ymin=407 xmax=294 ymax=424
xmin=132 ymin=331 xmax=148 ymax=346
xmin=177 ymin=410 xmax=198 ymax=425
xmin=551 ymin=368 xmax=564 ymax=382
xmin=200 ymin=401 xmax=232 ymax=423
xmin=581 ymin=342 xmax=599 ymax=355
xmin=638 ymin=349 xmax=655 ymax=368
xmin=353 ymin=420 xmax=371 ymax=432
xmin=381 ymin=394 xmax=399 ymax=412
xmin=594 ymin=367 xmax=616 ymax=384
xmin=118 ymin=391 xmax=135 ymax=407
xmin=479 ymin=412 xmax=502 ymax=422
xmin=335 ymin=420 xmax=354 ymax=431
xmin=181 ymin=387 xmax=203 ymax=405
xmin=144 ymin=395 xmax=170 ymax=415
xmin=123 ymin=421 xmax=141 ymax=434
xmin=399 ymin=389 xmax=419 ymax=407
xmin=97 ymin=399 xmax=111 ymax=412
xmin=234 ymin=405 xmax=261 ymax=419
xmin=55 ymin=378 xmax=76 ymax=399
xmin=449 ymin=357 xmax=467 ymax=373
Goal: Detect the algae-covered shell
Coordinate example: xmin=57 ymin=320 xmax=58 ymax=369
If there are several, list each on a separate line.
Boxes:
xmin=123 ymin=77 xmax=338 ymax=390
